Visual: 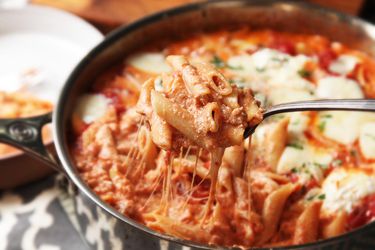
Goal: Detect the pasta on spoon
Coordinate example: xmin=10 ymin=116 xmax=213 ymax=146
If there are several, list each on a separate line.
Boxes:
xmin=137 ymin=55 xmax=263 ymax=221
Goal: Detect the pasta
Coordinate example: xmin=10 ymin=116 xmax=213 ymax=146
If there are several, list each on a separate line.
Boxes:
xmin=72 ymin=28 xmax=375 ymax=248
xmin=0 ymin=91 xmax=52 ymax=156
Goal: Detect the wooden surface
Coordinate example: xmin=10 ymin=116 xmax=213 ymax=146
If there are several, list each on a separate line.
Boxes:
xmin=31 ymin=0 xmax=199 ymax=31
xmin=31 ymin=0 xmax=365 ymax=32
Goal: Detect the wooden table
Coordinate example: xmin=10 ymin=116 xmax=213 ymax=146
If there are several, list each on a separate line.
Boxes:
xmin=32 ymin=0 xmax=364 ymax=32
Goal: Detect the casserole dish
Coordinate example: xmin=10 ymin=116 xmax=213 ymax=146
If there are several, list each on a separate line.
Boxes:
xmin=1 ymin=0 xmax=375 ymax=249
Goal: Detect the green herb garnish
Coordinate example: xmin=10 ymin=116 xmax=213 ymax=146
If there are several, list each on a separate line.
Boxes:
xmin=313 ymin=162 xmax=328 ymax=169
xmin=227 ymin=64 xmax=243 ymax=70
xmin=317 ymin=194 xmax=326 ymax=200
xmin=318 ymin=121 xmax=326 ymax=132
xmin=255 ymin=67 xmax=266 ymax=73
xmin=287 ymin=142 xmax=304 ymax=150
xmin=321 ymin=114 xmax=333 ymax=119
xmin=298 ymin=69 xmax=312 ymax=78
xmin=291 ymin=168 xmax=298 ymax=173
xmin=211 ymin=55 xmax=225 ymax=68
xmin=271 ymin=57 xmax=288 ymax=63
xmin=307 ymin=195 xmax=316 ymax=201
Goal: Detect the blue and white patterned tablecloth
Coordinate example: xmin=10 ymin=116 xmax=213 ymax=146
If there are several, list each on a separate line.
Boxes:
xmin=2 ymin=173 xmax=375 ymax=250
xmin=0 ymin=175 xmax=88 ymax=250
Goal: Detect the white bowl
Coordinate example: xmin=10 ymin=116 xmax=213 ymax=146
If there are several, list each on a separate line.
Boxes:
xmin=0 ymin=4 xmax=104 ymax=188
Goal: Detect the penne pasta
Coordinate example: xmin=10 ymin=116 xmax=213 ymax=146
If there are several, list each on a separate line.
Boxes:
xmin=150 ymin=112 xmax=172 ymax=150
xmin=322 ymin=211 xmax=347 ymax=239
xmin=223 ymin=144 xmax=244 ymax=177
xmin=151 ymin=90 xmax=211 ymax=149
xmin=258 ymin=183 xmax=296 ymax=244
xmin=201 ymin=102 xmax=221 ymax=133
xmin=293 ymin=201 xmax=322 ymax=244
xmin=167 ymin=55 xmax=211 ymax=97
xmin=138 ymin=126 xmax=158 ymax=169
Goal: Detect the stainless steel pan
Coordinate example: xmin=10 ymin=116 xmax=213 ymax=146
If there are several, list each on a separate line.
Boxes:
xmin=1 ymin=1 xmax=375 ymax=249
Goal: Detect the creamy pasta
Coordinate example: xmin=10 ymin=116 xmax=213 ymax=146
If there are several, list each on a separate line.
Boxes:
xmin=72 ymin=29 xmax=375 ymax=248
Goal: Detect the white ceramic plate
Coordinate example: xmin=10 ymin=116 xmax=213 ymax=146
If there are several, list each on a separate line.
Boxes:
xmin=0 ymin=4 xmax=103 ymax=163
xmin=0 ymin=4 xmax=103 ymax=102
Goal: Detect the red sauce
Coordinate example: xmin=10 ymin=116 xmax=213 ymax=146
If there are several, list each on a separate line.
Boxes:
xmin=348 ymin=194 xmax=375 ymax=230
xmin=318 ymin=49 xmax=337 ymax=71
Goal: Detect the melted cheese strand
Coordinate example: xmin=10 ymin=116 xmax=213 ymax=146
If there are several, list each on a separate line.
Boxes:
xmin=201 ymin=148 xmax=224 ymax=224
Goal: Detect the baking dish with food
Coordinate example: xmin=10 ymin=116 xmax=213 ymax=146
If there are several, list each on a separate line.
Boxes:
xmin=1 ymin=0 xmax=375 ymax=249
xmin=0 ymin=5 xmax=103 ymax=189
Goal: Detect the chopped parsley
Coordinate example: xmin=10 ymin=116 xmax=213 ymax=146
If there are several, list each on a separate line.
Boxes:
xmin=255 ymin=67 xmax=266 ymax=73
xmin=317 ymin=194 xmax=326 ymax=200
xmin=287 ymin=142 xmax=304 ymax=150
xmin=318 ymin=120 xmax=326 ymax=132
xmin=297 ymin=69 xmax=312 ymax=78
xmin=320 ymin=114 xmax=333 ymax=119
xmin=211 ymin=55 xmax=225 ymax=68
xmin=211 ymin=55 xmax=244 ymax=70
xmin=271 ymin=57 xmax=288 ymax=63
xmin=291 ymin=168 xmax=298 ymax=173
xmin=227 ymin=64 xmax=243 ymax=70
xmin=313 ymin=162 xmax=328 ymax=169
xmin=307 ymin=193 xmax=325 ymax=201
xmin=307 ymin=195 xmax=316 ymax=201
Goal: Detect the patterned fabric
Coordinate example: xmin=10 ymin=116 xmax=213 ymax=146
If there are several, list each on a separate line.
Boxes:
xmin=0 ymin=175 xmax=87 ymax=250
xmin=1 ymin=174 xmax=375 ymax=250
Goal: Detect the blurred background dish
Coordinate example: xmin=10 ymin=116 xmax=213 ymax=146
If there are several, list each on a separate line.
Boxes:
xmin=0 ymin=4 xmax=103 ymax=188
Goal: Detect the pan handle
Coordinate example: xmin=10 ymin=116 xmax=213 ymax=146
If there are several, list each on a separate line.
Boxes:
xmin=0 ymin=112 xmax=63 ymax=173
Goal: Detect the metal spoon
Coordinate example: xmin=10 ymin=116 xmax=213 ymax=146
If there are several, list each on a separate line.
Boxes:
xmin=243 ymin=99 xmax=375 ymax=139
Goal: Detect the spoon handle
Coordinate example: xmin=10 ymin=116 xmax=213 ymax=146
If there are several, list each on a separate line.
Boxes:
xmin=263 ymin=99 xmax=375 ymax=119
xmin=244 ymin=99 xmax=375 ymax=139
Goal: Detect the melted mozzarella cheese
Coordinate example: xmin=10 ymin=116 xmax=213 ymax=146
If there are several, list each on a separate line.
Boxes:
xmin=127 ymin=52 xmax=171 ymax=74
xmin=322 ymin=168 xmax=375 ymax=214
xmin=329 ymin=55 xmax=359 ymax=75
xmin=227 ymin=49 xmax=315 ymax=105
xmin=276 ymin=140 xmax=332 ymax=183
xmin=268 ymin=88 xmax=315 ymax=105
xmin=318 ymin=111 xmax=375 ymax=145
xmin=75 ymin=94 xmax=109 ymax=123
xmin=359 ymin=122 xmax=375 ymax=159
xmin=316 ymin=76 xmax=364 ymax=99
xmin=229 ymin=39 xmax=257 ymax=51
xmin=287 ymin=112 xmax=310 ymax=140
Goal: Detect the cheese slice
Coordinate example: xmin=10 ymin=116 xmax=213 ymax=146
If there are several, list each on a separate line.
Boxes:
xmin=268 ymin=88 xmax=315 ymax=105
xmin=127 ymin=52 xmax=171 ymax=74
xmin=316 ymin=76 xmax=364 ymax=99
xmin=75 ymin=94 xmax=109 ymax=123
xmin=329 ymin=55 xmax=359 ymax=75
xmin=276 ymin=140 xmax=332 ymax=184
xmin=359 ymin=122 xmax=375 ymax=159
xmin=318 ymin=111 xmax=375 ymax=145
xmin=227 ymin=48 xmax=315 ymax=105
xmin=287 ymin=112 xmax=310 ymax=137
xmin=322 ymin=168 xmax=375 ymax=214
